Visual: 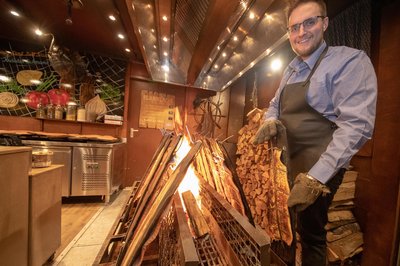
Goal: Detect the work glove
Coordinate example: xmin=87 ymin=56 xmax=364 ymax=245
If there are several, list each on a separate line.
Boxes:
xmin=253 ymin=119 xmax=283 ymax=145
xmin=287 ymin=173 xmax=331 ymax=212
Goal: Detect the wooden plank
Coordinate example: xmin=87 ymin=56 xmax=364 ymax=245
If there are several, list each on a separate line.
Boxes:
xmin=120 ymin=142 xmax=202 ymax=266
xmin=181 ymin=190 xmax=210 ymax=238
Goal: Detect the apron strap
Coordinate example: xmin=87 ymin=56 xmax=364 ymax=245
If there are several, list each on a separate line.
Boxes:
xmin=302 ymin=45 xmax=329 ymax=87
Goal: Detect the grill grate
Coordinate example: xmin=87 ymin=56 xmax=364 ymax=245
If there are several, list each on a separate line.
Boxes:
xmin=201 ymin=185 xmax=268 ymax=266
xmin=195 ymin=236 xmax=228 ymax=265
xmin=159 ymin=205 xmax=181 ymax=265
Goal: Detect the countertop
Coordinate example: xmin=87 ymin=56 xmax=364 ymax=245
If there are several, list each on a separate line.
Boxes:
xmin=0 ymin=146 xmax=31 ymax=155
xmin=29 ymin=164 xmax=64 ymax=176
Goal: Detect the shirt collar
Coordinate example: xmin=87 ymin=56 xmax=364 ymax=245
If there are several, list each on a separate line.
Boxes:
xmin=288 ymin=41 xmax=327 ymax=72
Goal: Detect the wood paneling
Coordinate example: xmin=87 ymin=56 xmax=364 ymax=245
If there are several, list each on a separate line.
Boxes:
xmin=350 ymin=1 xmax=400 ymax=265
xmin=0 ymin=115 xmax=41 ymax=131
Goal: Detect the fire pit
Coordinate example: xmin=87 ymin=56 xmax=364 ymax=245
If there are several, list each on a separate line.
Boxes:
xmin=94 ymin=134 xmax=270 ymax=265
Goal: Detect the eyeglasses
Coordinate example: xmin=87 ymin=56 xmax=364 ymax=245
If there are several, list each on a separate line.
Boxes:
xmin=287 ymin=16 xmax=325 ymax=34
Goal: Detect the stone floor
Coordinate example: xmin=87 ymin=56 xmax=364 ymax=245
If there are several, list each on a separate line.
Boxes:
xmin=50 ymin=187 xmax=132 ymax=266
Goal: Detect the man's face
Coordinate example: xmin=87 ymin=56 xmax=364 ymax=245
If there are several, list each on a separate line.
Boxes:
xmin=288 ymin=2 xmax=328 ymax=60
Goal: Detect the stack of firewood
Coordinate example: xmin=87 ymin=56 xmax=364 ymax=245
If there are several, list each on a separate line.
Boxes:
xmin=327 ymin=170 xmax=364 ymax=263
xmin=236 ymin=108 xmax=293 ymax=246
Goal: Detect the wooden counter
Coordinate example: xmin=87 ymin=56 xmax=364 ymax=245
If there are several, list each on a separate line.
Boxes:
xmin=29 ymin=164 xmax=63 ymax=266
xmin=0 ymin=146 xmax=31 ymax=266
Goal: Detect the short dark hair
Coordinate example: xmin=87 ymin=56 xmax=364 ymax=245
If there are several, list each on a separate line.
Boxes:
xmin=286 ymin=0 xmax=327 ymax=20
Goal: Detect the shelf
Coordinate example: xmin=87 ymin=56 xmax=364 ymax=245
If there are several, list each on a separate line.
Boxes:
xmin=36 ymin=117 xmax=123 ymax=127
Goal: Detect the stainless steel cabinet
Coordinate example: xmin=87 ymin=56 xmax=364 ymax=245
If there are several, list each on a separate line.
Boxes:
xmin=71 ymin=147 xmax=112 ymax=198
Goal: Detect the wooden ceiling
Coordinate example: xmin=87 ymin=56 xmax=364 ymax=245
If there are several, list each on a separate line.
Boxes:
xmin=0 ymin=0 xmax=357 ymax=89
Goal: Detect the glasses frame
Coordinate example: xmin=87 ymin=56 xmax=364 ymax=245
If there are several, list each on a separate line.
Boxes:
xmin=287 ymin=16 xmax=326 ymax=35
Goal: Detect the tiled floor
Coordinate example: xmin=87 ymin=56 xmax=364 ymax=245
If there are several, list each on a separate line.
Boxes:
xmin=51 ymin=187 xmax=132 ymax=266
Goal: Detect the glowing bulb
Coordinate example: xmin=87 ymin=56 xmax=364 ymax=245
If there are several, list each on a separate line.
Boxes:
xmin=118 ymin=33 xmax=125 ymax=39
xmin=271 ymin=58 xmax=283 ymax=71
xmin=109 ymin=15 xmax=116 ymax=21
xmin=10 ymin=10 xmax=20 ymax=17
xmin=162 ymin=15 xmax=168 ymax=21
xmin=249 ymin=12 xmax=255 ymax=19
xmin=35 ymin=29 xmax=43 ymax=36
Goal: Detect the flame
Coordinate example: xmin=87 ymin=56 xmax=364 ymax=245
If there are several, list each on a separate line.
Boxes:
xmin=174 ymin=136 xmax=202 ymax=209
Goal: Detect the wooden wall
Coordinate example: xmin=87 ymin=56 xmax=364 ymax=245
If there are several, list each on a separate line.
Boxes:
xmin=351 ymin=1 xmax=400 ymax=265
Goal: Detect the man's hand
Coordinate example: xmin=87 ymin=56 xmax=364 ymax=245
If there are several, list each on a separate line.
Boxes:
xmin=253 ymin=119 xmax=281 ymax=144
xmin=287 ymin=173 xmax=331 ymax=212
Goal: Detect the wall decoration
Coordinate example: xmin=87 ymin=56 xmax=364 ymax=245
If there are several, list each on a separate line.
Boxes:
xmin=139 ymin=90 xmax=175 ymax=130
xmin=0 ymin=42 xmax=126 ymax=119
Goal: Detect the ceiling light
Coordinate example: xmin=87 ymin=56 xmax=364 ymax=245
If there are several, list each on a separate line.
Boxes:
xmin=233 ymin=36 xmax=238 ymax=41
xmin=163 ymin=37 xmax=168 ymax=42
xmin=153 ymin=45 xmax=157 ymax=49
xmin=162 ymin=64 xmax=169 ymax=72
xmin=249 ymin=12 xmax=255 ymax=19
xmin=217 ymin=46 xmax=220 ymax=50
xmin=10 ymin=10 xmax=20 ymax=17
xmin=151 ymin=29 xmax=155 ymax=33
xmin=34 ymin=29 xmax=43 ymax=36
xmin=163 ymin=52 xmax=168 ymax=56
xmin=240 ymin=1 xmax=247 ymax=9
xmin=162 ymin=16 xmax=168 ymax=21
xmin=222 ymin=52 xmax=227 ymax=57
xmin=125 ymin=48 xmax=131 ymax=52
xmin=271 ymin=58 xmax=283 ymax=71
xmin=109 ymin=15 xmax=116 ymax=21
xmin=118 ymin=34 xmax=125 ymax=39
xmin=214 ymin=65 xmax=218 ymax=69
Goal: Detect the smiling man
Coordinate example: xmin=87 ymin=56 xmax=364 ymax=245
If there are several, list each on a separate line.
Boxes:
xmin=253 ymin=0 xmax=377 ymax=265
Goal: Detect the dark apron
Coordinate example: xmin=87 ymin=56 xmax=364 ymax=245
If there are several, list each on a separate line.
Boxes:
xmin=278 ymin=46 xmax=345 ymax=266
xmin=279 ymin=46 xmax=336 ymax=181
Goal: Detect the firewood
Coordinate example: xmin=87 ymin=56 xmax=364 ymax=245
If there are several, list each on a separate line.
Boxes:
xmin=235 ymin=108 xmax=293 ymax=246
xmin=121 ymin=142 xmax=202 ymax=266
xmin=328 ymin=210 xmax=355 ymax=223
xmin=181 ymin=190 xmax=210 ymax=238
xmin=327 ymin=222 xmax=361 ymax=242
xmin=327 ymin=232 xmax=363 ymax=261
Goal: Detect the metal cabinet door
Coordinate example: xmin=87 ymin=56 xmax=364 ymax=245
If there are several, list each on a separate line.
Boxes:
xmin=71 ymin=147 xmax=112 ymax=196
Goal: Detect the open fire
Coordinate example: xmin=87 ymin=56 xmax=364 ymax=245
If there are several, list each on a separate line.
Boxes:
xmin=93 ymin=131 xmax=271 ymax=266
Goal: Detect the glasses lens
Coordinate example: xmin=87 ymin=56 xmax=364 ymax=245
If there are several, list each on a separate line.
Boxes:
xmin=303 ymin=17 xmax=318 ymax=29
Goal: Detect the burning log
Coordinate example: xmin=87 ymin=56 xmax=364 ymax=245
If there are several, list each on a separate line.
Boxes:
xmin=181 ymin=191 xmax=210 ymax=238
xmin=121 ymin=142 xmax=202 ymax=266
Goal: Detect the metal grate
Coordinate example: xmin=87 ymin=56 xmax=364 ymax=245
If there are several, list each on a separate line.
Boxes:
xmin=82 ymin=173 xmax=108 ymax=190
xmin=83 ymin=154 xmax=110 ymax=161
xmin=201 ymin=186 xmax=267 ymax=266
xmin=195 ymin=236 xmax=228 ymax=265
xmin=159 ymin=205 xmax=181 ymax=265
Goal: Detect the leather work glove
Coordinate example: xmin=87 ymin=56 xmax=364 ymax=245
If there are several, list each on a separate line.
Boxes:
xmin=253 ymin=119 xmax=283 ymax=145
xmin=287 ymin=173 xmax=331 ymax=212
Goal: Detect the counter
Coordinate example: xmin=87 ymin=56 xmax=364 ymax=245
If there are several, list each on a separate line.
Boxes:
xmin=0 ymin=146 xmax=31 ymax=266
xmin=29 ymin=164 xmax=63 ymax=266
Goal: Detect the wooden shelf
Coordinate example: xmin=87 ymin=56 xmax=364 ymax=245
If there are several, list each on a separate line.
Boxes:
xmin=35 ymin=118 xmax=122 ymax=127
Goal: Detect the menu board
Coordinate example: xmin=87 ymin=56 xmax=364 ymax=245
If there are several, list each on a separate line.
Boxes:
xmin=139 ymin=90 xmax=175 ymax=130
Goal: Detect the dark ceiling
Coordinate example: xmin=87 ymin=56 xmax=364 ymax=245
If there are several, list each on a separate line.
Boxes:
xmin=0 ymin=0 xmax=357 ymax=90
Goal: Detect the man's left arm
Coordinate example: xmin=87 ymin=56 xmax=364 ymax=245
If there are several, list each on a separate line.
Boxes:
xmin=308 ymin=51 xmax=378 ymax=184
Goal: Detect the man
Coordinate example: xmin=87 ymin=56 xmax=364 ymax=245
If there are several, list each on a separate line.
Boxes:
xmin=253 ymin=0 xmax=377 ymax=265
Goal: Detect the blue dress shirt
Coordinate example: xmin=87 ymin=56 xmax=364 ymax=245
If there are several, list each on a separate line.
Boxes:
xmin=265 ymin=41 xmax=377 ymax=184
